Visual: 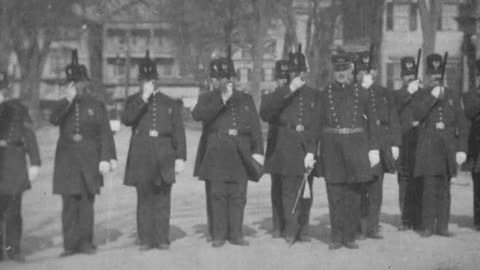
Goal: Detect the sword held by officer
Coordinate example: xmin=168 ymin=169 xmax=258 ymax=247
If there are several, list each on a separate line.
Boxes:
xmin=291 ymin=166 xmax=314 ymax=214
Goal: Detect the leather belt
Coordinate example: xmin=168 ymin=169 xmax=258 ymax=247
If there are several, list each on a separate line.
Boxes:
xmin=134 ymin=129 xmax=172 ymax=138
xmin=211 ymin=129 xmax=250 ymax=137
xmin=278 ymin=123 xmax=308 ymax=132
xmin=323 ymin=127 xmax=364 ymax=134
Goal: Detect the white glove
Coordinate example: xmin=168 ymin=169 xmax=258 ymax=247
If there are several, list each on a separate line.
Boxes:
xmin=252 ymin=154 xmax=265 ymax=166
xmin=221 ymin=83 xmax=233 ymax=103
xmin=304 ymin=153 xmax=316 ymax=169
xmin=289 ymin=77 xmax=305 ymax=92
xmin=110 ymin=159 xmax=117 ymax=171
xmin=391 ymin=146 xmax=400 ymax=160
xmin=431 ymin=86 xmax=443 ymax=99
xmin=361 ymin=74 xmax=374 ymax=89
xmin=456 ymin=152 xmax=467 ymax=165
xmin=407 ymin=80 xmax=419 ymax=94
xmin=369 ymin=150 xmax=380 ymax=168
xmin=142 ymin=81 xmax=155 ymax=101
xmin=28 ymin=166 xmax=40 ymax=182
xmin=99 ymin=161 xmax=111 ymax=176
xmin=175 ymin=159 xmax=185 ymax=174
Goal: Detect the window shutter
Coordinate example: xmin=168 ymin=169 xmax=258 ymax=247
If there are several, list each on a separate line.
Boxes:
xmin=386 ymin=2 xmax=394 ymax=31
xmin=409 ymin=2 xmax=418 ymax=31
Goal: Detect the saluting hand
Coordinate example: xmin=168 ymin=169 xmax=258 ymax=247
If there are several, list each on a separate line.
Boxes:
xmin=304 ymin=153 xmax=315 ymax=169
xmin=142 ymin=81 xmax=155 ymax=102
xmin=65 ymin=82 xmax=77 ymax=103
xmin=221 ymin=82 xmax=233 ymax=103
xmin=289 ymin=77 xmax=305 ymax=93
xmin=0 ymin=92 xmax=5 ymax=104
xmin=361 ymin=74 xmax=374 ymax=89
xmin=431 ymin=86 xmax=443 ymax=99
xmin=407 ymin=80 xmax=420 ymax=94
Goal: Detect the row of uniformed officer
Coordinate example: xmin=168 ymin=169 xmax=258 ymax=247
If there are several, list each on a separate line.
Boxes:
xmin=0 ymin=73 xmax=41 ymax=262
xmin=260 ymin=48 xmax=317 ymax=244
xmin=49 ymin=50 xmax=117 ymax=257
xmin=192 ymin=58 xmax=264 ymax=247
xmin=122 ymin=50 xmax=186 ymax=250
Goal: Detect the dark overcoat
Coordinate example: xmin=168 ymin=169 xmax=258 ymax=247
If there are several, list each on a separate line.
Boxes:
xmin=122 ymin=92 xmax=186 ymax=186
xmin=260 ymin=85 xmax=320 ymax=176
xmin=50 ymin=95 xmax=116 ymax=195
xmin=412 ymin=88 xmax=468 ymax=177
xmin=192 ymin=89 xmax=263 ymax=182
xmin=0 ymin=100 xmax=41 ymax=195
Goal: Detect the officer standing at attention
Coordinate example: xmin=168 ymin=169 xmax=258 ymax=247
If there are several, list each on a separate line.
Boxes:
xmin=50 ymin=50 xmax=117 ymax=257
xmin=122 ymin=50 xmax=186 ymax=250
xmin=463 ymin=59 xmax=480 ymax=231
xmin=0 ymin=72 xmax=41 ymax=262
xmin=394 ymin=56 xmax=423 ymax=231
xmin=194 ymin=58 xmax=221 ymax=242
xmin=412 ymin=53 xmax=468 ymax=237
xmin=260 ymin=47 xmax=318 ymax=244
xmin=318 ymin=54 xmax=380 ymax=250
xmin=192 ymin=57 xmax=264 ymax=247
xmin=355 ymin=51 xmax=401 ymax=240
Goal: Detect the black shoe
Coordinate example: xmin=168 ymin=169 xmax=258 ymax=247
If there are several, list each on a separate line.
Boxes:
xmin=328 ymin=242 xmax=343 ymax=250
xmin=230 ymin=238 xmax=249 ymax=246
xmin=9 ymin=253 xmax=26 ymax=263
xmin=367 ymin=232 xmax=384 ymax=240
xmin=139 ymin=245 xmax=154 ymax=251
xmin=59 ymin=249 xmax=77 ymax=258
xmin=421 ymin=230 xmax=433 ymax=238
xmin=344 ymin=241 xmax=359 ymax=249
xmin=212 ymin=240 xmax=226 ymax=248
xmin=158 ymin=244 xmax=170 ymax=250
xmin=437 ymin=231 xmax=454 ymax=237
xmin=284 ymin=236 xmax=295 ymax=245
xmin=272 ymin=230 xmax=282 ymax=239
xmin=78 ymin=245 xmax=97 ymax=255
xmin=297 ymin=235 xmax=311 ymax=242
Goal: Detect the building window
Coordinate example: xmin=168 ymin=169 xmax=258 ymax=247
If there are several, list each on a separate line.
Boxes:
xmin=439 ymin=4 xmax=459 ymax=31
xmin=386 ymin=2 xmax=418 ymax=32
xmin=49 ymin=48 xmax=71 ymax=78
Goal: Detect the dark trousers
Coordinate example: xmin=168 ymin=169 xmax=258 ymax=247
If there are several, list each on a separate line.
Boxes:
xmin=205 ymin=181 xmax=213 ymax=237
xmin=360 ymin=175 xmax=383 ymax=233
xmin=472 ymin=172 xmax=480 ymax=226
xmin=136 ymin=181 xmax=171 ymax=246
xmin=326 ymin=183 xmax=361 ymax=243
xmin=62 ymin=194 xmax=95 ymax=251
xmin=209 ymin=180 xmax=247 ymax=241
xmin=0 ymin=194 xmax=22 ymax=258
xmin=422 ymin=175 xmax=450 ymax=233
xmin=271 ymin=174 xmax=312 ymax=238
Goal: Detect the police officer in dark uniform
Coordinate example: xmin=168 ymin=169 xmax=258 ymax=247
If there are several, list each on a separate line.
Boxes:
xmin=192 ymin=57 xmax=264 ymax=248
xmin=122 ymin=50 xmax=186 ymax=250
xmin=199 ymin=59 xmax=221 ymax=242
xmin=394 ymin=56 xmax=423 ymax=231
xmin=355 ymin=52 xmax=401 ymax=240
xmin=50 ymin=50 xmax=117 ymax=257
xmin=260 ymin=49 xmax=318 ymax=244
xmin=318 ymin=54 xmax=380 ymax=249
xmin=464 ymin=59 xmax=480 ymax=231
xmin=412 ymin=53 xmax=468 ymax=237
xmin=0 ymin=72 xmax=41 ymax=262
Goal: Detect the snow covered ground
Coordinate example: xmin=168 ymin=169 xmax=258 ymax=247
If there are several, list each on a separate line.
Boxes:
xmin=2 ymin=126 xmax=480 ymax=270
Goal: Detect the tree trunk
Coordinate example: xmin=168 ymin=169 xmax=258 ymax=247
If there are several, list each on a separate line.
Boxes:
xmin=0 ymin=0 xmax=9 ymax=69
xmin=419 ymin=0 xmax=443 ymax=77
xmin=280 ymin=0 xmax=298 ymax=58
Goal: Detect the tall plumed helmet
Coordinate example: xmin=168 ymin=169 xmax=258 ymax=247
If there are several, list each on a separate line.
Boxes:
xmin=355 ymin=51 xmax=371 ymax=72
xmin=209 ymin=59 xmax=220 ymax=79
xmin=65 ymin=49 xmax=82 ymax=82
xmin=275 ymin=60 xmax=290 ymax=80
xmin=138 ymin=50 xmax=158 ymax=81
xmin=288 ymin=44 xmax=307 ymax=73
xmin=217 ymin=57 xmax=236 ymax=79
xmin=426 ymin=53 xmax=443 ymax=75
xmin=400 ymin=57 xmax=416 ymax=77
